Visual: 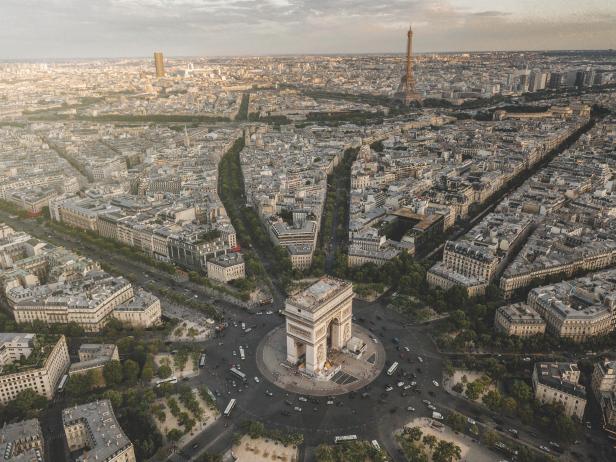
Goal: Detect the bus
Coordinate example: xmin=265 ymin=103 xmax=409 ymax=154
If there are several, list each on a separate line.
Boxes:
xmin=199 ymin=354 xmax=206 ymax=368
xmin=239 ymin=346 xmax=245 ymax=360
xmin=57 ymin=374 xmax=68 ymax=393
xmin=386 ymin=362 xmax=399 ymax=376
xmin=224 ymin=398 xmax=237 ymax=417
xmin=334 ymin=435 xmax=357 ymax=444
xmin=156 ymin=376 xmax=178 ymax=387
xmin=230 ymin=367 xmax=247 ymax=382
xmin=371 ymin=440 xmax=382 ymax=451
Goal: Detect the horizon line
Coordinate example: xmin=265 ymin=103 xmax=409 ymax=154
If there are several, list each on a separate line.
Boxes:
xmin=1 ymin=48 xmax=615 ymax=62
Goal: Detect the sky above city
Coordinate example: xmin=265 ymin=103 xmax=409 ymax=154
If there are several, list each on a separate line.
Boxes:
xmin=1 ymin=0 xmax=615 ymax=59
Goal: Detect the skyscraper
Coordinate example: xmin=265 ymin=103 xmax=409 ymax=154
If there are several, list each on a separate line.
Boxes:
xmin=154 ymin=51 xmax=165 ymax=78
xmin=395 ymin=26 xmax=421 ymax=104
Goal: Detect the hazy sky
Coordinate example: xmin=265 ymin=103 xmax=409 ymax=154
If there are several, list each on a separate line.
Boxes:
xmin=1 ymin=0 xmax=615 ymax=59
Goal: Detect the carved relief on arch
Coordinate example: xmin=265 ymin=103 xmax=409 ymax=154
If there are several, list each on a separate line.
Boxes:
xmin=344 ymin=323 xmax=351 ymax=341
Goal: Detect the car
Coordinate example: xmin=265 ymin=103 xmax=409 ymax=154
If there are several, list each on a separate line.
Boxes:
xmin=410 ymin=381 xmax=417 ymax=386
xmin=254 ymin=376 xmax=260 ymax=383
xmin=265 ymin=390 xmax=273 ymax=397
xmin=403 ymin=385 xmax=412 ymax=390
xmin=232 ymin=351 xmax=237 ymax=356
xmin=284 ymin=400 xmax=292 ymax=406
xmin=372 ymin=338 xmax=378 ymax=343
xmin=407 ymin=406 xmax=416 ymax=412
xmin=417 ymin=356 xmax=423 ymax=363
xmin=432 ymin=380 xmax=439 ymax=387
xmin=539 ymin=446 xmax=551 ymax=453
xmin=298 ymin=396 xmax=308 ymax=402
xmin=422 ymin=400 xmax=431 ymax=405
xmin=397 ymin=381 xmax=405 ymax=387
xmin=265 ymin=311 xmax=273 ymax=315
xmin=523 ymin=357 xmax=532 ymax=362
xmin=428 ymin=404 xmax=437 ymax=411
xmin=361 ymin=392 xmax=370 ymax=399
xmin=327 ymin=400 xmax=334 ymax=405
xmin=404 ymin=346 xmax=410 ymax=352
xmin=467 ymin=417 xmax=477 ymax=425
xmin=385 ymin=385 xmax=393 ymax=392
xmin=392 ymin=337 xmax=400 ymax=344
xmin=294 ymin=406 xmax=302 ymax=412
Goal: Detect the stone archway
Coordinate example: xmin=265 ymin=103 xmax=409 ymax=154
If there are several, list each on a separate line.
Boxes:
xmin=326 ymin=317 xmax=341 ymax=350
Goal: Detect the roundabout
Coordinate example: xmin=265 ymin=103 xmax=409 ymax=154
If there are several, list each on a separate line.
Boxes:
xmin=256 ymin=323 xmax=386 ymax=396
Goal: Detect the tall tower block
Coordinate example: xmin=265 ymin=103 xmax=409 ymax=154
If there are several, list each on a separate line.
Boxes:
xmin=395 ymin=26 xmax=421 ymax=104
xmin=154 ymin=51 xmax=165 ymax=78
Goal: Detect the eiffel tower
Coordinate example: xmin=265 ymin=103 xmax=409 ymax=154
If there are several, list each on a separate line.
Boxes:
xmin=395 ymin=26 xmax=422 ymax=104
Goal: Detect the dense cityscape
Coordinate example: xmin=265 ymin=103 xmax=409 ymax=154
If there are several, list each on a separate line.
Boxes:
xmin=1 ymin=3 xmax=616 ymax=462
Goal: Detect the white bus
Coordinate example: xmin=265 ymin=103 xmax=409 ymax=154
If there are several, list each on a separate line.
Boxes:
xmin=239 ymin=346 xmax=245 ymax=360
xmin=371 ymin=440 xmax=382 ymax=451
xmin=199 ymin=354 xmax=206 ymax=368
xmin=156 ymin=376 xmax=178 ymax=387
xmin=224 ymin=398 xmax=237 ymax=417
xmin=57 ymin=374 xmax=68 ymax=393
xmin=386 ymin=362 xmax=399 ymax=376
xmin=230 ymin=367 xmax=247 ymax=382
xmin=334 ymin=435 xmax=357 ymax=444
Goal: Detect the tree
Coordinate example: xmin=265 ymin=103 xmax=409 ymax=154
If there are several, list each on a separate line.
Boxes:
xmin=481 ymin=430 xmax=497 ymax=447
xmin=510 ymin=380 xmax=532 ymax=403
xmin=103 ymin=390 xmax=123 ymax=409
xmin=123 ymin=359 xmax=140 ymax=385
xmin=7 ymin=390 xmax=47 ymax=419
xmin=446 ymin=412 xmax=467 ymax=432
xmin=158 ymin=364 xmax=172 ymax=379
xmin=423 ymin=434 xmax=437 ymax=451
xmin=482 ymin=390 xmax=502 ymax=411
xmin=404 ymin=426 xmax=423 ymax=442
xmin=103 ymin=360 xmax=124 ymax=385
xmin=433 ymin=441 xmax=462 ymax=462
xmin=501 ymin=397 xmax=518 ymax=415
xmin=167 ymin=428 xmax=184 ymax=443
xmin=65 ymin=371 xmax=95 ymax=396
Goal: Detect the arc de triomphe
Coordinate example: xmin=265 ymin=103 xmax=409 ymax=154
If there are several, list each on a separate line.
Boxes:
xmin=284 ymin=277 xmax=353 ymax=375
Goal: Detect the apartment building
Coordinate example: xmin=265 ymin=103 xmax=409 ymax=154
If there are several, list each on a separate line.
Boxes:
xmin=0 ymin=419 xmax=44 ymax=461
xmin=0 ymin=334 xmax=69 ymax=405
xmin=532 ymin=362 xmax=587 ymax=419
xmin=63 ymin=400 xmax=136 ymax=462
xmin=206 ymin=252 xmax=245 ymax=283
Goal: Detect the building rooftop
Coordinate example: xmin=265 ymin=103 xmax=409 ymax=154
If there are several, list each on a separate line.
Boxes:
xmin=534 ymin=362 xmax=586 ymax=399
xmin=287 ymin=277 xmax=352 ymax=313
xmin=0 ymin=419 xmax=43 ymax=462
xmin=62 ymin=400 xmax=132 ymax=462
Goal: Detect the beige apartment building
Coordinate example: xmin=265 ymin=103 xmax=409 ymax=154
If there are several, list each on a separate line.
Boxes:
xmin=0 ymin=334 xmax=70 ymax=405
xmin=206 ymin=252 xmax=245 ymax=283
xmin=494 ymin=303 xmax=546 ymax=337
xmin=112 ymin=290 xmax=162 ymax=328
xmin=532 ymin=362 xmax=587 ymax=419
xmin=63 ymin=400 xmax=136 ymax=462
xmin=10 ymin=277 xmax=134 ymax=332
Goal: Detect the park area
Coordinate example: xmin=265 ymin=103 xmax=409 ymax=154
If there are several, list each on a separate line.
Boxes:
xmin=232 ymin=435 xmax=298 ymax=462
xmin=398 ymin=417 xmax=498 ymax=462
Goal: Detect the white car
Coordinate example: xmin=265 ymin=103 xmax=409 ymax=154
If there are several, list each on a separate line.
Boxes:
xmin=232 ymin=351 xmax=237 ymax=356
xmin=403 ymin=385 xmax=412 ymax=390
xmin=298 ymin=396 xmax=308 ymax=402
xmin=372 ymin=338 xmax=378 ymax=344
xmin=397 ymin=381 xmax=405 ymax=388
xmin=410 ymin=381 xmax=417 ymax=386
xmin=265 ymin=311 xmax=273 ymax=315
xmin=404 ymin=346 xmax=410 ymax=352
xmin=417 ymin=356 xmax=423 ymax=363
xmin=327 ymin=400 xmax=334 ymax=405
xmin=294 ymin=406 xmax=302 ymax=412
xmin=265 ymin=390 xmax=273 ymax=397
xmin=428 ymin=404 xmax=437 ymax=411
xmin=406 ymin=406 xmax=416 ymax=412
xmin=432 ymin=380 xmax=439 ymax=387
xmin=254 ymin=376 xmax=260 ymax=383
xmin=385 ymin=385 xmax=393 ymax=392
